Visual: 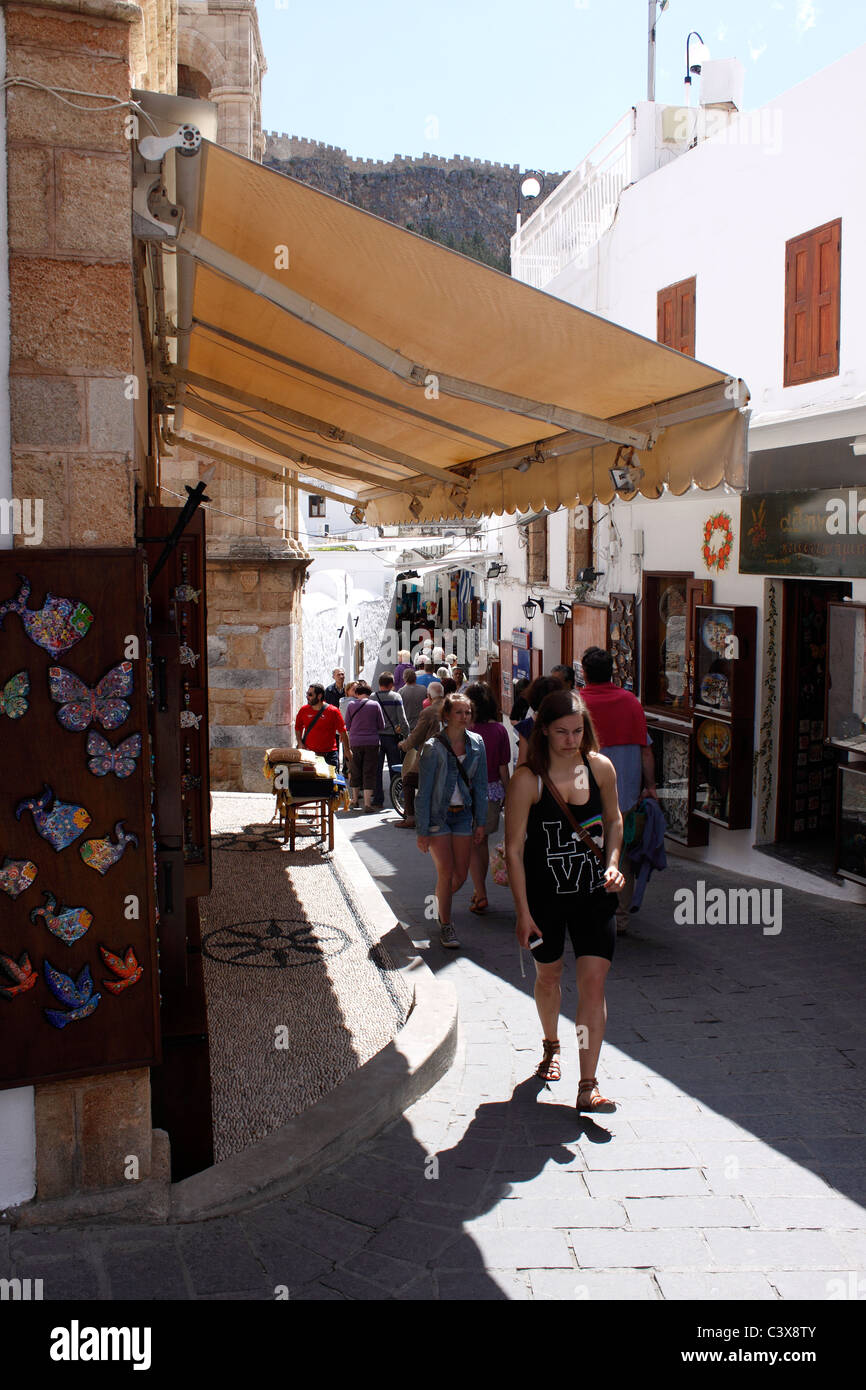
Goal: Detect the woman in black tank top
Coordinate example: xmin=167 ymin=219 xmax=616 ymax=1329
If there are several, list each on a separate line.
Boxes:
xmin=504 ymin=688 xmax=624 ymax=1113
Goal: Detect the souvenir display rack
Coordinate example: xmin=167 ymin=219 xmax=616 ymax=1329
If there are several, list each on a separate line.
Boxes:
xmin=608 ymin=593 xmax=636 ymax=690
xmin=0 ymin=551 xmax=159 ymax=1088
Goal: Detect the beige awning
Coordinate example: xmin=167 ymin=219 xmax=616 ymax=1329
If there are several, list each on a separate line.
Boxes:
xmin=160 ymin=140 xmax=748 ymax=524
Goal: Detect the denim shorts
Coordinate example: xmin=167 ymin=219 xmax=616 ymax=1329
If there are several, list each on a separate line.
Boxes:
xmin=428 ymin=805 xmax=474 ymax=837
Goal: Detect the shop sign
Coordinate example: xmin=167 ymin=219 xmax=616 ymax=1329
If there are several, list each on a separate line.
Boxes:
xmin=511 ymin=628 xmax=531 ymax=649
xmin=740 ymin=488 xmax=866 ymax=578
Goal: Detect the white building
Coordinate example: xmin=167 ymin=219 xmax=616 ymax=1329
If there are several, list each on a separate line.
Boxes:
xmin=503 ymin=45 xmax=866 ymax=901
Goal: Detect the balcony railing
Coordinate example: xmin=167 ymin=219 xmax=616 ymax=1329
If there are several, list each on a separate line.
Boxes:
xmin=511 ymin=111 xmax=636 ymax=291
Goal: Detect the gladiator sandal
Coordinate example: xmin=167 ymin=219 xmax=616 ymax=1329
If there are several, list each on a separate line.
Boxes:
xmin=536 ymin=1039 xmax=561 ymax=1082
xmin=577 ymin=1077 xmax=616 ymax=1113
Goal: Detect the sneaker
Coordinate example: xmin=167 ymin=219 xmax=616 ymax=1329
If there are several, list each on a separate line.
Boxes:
xmin=439 ymin=921 xmax=461 ymax=950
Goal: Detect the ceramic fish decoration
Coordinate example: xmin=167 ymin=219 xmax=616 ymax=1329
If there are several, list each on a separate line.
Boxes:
xmin=0 ymin=576 xmax=93 ymax=655
xmin=30 ymin=890 xmax=93 ymax=946
xmin=172 ymin=585 xmax=200 ymax=604
xmin=48 ymin=661 xmax=133 ymax=732
xmin=79 ymin=821 xmax=138 ymax=875
xmin=0 ymin=670 xmax=29 ymax=719
xmin=15 ymin=785 xmax=91 ymax=851
xmin=86 ymin=731 xmax=142 ymax=779
xmin=0 ymin=855 xmax=38 ymax=898
xmin=99 ymin=944 xmax=143 ymax=994
xmin=0 ymin=950 xmax=38 ymax=999
xmin=43 ymin=960 xmax=100 ymax=1028
xmin=179 ymin=645 xmax=199 ymax=667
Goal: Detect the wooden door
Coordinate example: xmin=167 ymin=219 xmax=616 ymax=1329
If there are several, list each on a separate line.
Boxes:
xmin=499 ymin=639 xmax=513 ymax=714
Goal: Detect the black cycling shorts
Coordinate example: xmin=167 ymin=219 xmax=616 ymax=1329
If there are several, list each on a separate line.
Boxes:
xmin=527 ymin=888 xmax=617 ymax=964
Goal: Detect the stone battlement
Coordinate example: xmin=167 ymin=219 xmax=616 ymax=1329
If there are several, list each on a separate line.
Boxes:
xmin=264 ymin=132 xmax=521 ymax=175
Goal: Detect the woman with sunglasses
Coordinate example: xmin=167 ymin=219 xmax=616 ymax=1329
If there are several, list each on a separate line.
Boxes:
xmin=504 ymin=688 xmax=624 ymax=1112
xmin=415 ymin=693 xmax=488 ymax=950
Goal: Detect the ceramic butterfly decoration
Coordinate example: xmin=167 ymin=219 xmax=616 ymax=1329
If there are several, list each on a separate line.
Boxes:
xmin=48 ymin=660 xmax=133 ymax=732
xmin=0 ymin=670 xmax=29 ymax=719
xmin=0 ymin=575 xmax=93 ymax=655
xmin=86 ymin=731 xmax=142 ymax=779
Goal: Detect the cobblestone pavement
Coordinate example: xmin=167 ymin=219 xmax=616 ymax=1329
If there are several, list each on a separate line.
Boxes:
xmin=5 ymin=805 xmax=866 ymax=1301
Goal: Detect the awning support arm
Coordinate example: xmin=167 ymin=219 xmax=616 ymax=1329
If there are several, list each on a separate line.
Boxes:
xmin=164 ymin=365 xmax=470 ymax=489
xmin=176 ymin=230 xmax=650 ymax=449
xmin=161 ymin=430 xmax=364 ymax=507
xmin=178 ymin=395 xmax=434 ymax=497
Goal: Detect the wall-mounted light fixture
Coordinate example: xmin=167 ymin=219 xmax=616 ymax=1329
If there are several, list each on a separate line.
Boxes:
xmin=522 ymin=596 xmax=545 ymax=621
xmin=553 ymin=601 xmax=571 ymax=628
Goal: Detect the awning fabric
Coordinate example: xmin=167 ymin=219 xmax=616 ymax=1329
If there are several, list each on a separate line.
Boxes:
xmin=165 ymin=140 xmax=748 ymax=524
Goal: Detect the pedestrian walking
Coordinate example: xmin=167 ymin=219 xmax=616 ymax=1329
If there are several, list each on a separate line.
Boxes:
xmin=395 ymin=691 xmax=445 ymax=828
xmin=398 ymin=666 xmax=427 ymax=731
xmin=392 ymin=650 xmax=413 ymax=690
xmin=579 ymin=646 xmax=657 ymax=931
xmin=514 ymin=674 xmax=566 ymax=766
xmin=371 ymin=672 xmax=409 ymax=809
xmin=324 ymin=668 xmax=346 ymax=708
xmin=415 ymin=693 xmax=488 ymax=950
xmin=464 ymin=680 xmax=511 ymax=915
xmin=338 ymin=681 xmax=357 ymax=720
xmin=415 ymin=658 xmax=435 ymax=689
xmin=550 ymin=663 xmax=576 ymax=691
xmin=509 ymin=677 xmax=530 ymax=723
xmin=295 ymin=683 xmax=351 ymax=770
xmin=504 ymin=687 xmax=624 ymax=1111
xmin=421 ymin=678 xmax=445 ymax=709
xmin=344 ymin=681 xmax=386 ymax=811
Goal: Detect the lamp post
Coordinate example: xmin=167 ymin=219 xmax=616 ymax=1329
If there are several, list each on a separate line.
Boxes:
xmin=516 ymin=170 xmax=546 ymax=232
xmin=684 ymin=30 xmax=710 ymax=92
xmin=647 ymin=0 xmax=670 ymax=102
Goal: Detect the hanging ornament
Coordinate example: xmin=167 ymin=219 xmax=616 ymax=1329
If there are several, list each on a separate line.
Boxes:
xmin=702 ymin=512 xmax=734 ymax=572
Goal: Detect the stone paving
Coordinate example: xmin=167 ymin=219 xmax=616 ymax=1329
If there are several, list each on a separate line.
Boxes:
xmin=4 ymin=801 xmax=866 ymax=1301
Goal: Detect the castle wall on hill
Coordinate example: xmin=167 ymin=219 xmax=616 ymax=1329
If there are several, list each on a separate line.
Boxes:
xmin=263 ymin=133 xmax=567 ymax=272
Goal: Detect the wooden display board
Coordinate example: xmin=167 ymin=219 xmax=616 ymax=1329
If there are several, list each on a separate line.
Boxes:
xmin=0 ymin=552 xmax=159 ymax=1088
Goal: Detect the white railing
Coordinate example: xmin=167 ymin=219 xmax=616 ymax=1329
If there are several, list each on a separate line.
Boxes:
xmin=512 ymin=111 xmax=636 ymax=291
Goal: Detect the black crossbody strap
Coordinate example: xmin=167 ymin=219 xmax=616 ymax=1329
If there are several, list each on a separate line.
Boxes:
xmin=374 ymin=692 xmax=398 ymax=733
xmin=540 ymin=771 xmax=606 ymax=863
xmin=436 ymin=733 xmax=473 ymax=791
xmin=300 ymin=706 xmax=327 ymax=746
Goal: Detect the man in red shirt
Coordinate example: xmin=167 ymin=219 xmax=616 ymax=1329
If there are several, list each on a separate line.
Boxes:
xmin=295 ymin=683 xmax=351 ymax=769
xmin=579 ymin=647 xmax=657 ymax=931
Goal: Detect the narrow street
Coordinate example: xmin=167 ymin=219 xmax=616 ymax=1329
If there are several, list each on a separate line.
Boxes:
xmin=8 ymin=803 xmax=866 ymax=1302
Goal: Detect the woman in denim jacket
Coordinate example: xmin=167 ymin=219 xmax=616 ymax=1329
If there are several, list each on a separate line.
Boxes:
xmin=416 ymin=693 xmax=488 ymax=950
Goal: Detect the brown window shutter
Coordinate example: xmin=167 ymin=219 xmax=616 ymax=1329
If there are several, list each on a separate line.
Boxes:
xmin=657 ymin=285 xmax=676 ymax=347
xmin=658 ymin=278 xmax=695 ymax=355
xmin=784 ymin=219 xmax=840 ymax=385
xmin=527 ymin=517 xmax=548 ymax=585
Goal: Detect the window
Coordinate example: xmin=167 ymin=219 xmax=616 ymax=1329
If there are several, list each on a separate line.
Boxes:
xmin=657 ymin=277 xmax=696 ymax=357
xmin=784 ymin=219 xmax=841 ymax=386
xmin=308 ymin=495 xmax=326 ymax=518
xmin=566 ymin=504 xmax=593 ymax=589
xmin=526 ymin=516 xmax=548 ymax=584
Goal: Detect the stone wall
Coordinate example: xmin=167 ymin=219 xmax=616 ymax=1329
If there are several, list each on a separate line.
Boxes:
xmin=207 ymin=538 xmax=309 ymax=792
xmin=263 ymin=135 xmax=567 ymax=273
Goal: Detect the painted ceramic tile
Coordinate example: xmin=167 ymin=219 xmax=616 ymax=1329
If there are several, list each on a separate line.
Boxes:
xmin=79 ymin=821 xmax=138 ymax=875
xmin=15 ymin=785 xmax=91 ymax=850
xmin=0 ymin=855 xmax=38 ymax=898
xmin=86 ymin=731 xmax=142 ymax=779
xmin=0 ymin=576 xmax=93 ymax=654
xmin=99 ymin=944 xmax=143 ymax=994
xmin=48 ymin=661 xmax=133 ymax=732
xmin=43 ymin=960 xmax=100 ymax=1028
xmin=30 ymin=890 xmax=93 ymax=946
xmin=0 ymin=670 xmax=29 ymax=719
xmin=0 ymin=950 xmax=37 ymax=999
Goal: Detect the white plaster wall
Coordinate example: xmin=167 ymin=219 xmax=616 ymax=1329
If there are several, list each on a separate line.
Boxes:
xmin=543 ymin=44 xmax=866 ymax=419
xmin=0 ymin=8 xmax=37 ymax=1210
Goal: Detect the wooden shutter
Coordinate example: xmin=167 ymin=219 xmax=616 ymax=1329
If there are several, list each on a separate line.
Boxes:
xmin=657 ymin=277 xmax=696 ymax=356
xmin=784 ymin=219 xmax=840 ymax=386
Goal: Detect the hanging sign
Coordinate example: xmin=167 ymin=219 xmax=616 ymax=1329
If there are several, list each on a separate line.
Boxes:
xmin=740 ymin=489 xmax=866 ymax=578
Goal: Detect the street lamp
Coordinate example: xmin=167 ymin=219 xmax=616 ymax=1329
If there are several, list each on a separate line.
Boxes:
xmin=553 ymin=601 xmax=571 ymax=628
xmin=647 ymin=0 xmax=670 ymax=102
xmin=522 ymin=596 xmax=545 ymax=621
xmin=516 ymin=171 xmax=546 ymax=231
xmin=685 ymin=31 xmax=710 ymax=87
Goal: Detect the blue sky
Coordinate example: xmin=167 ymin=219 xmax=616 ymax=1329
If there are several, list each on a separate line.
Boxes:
xmin=258 ymin=1 xmax=866 ymax=173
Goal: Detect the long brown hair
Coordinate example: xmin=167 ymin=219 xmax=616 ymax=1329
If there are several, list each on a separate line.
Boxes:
xmin=526 ymin=689 xmax=599 ymax=774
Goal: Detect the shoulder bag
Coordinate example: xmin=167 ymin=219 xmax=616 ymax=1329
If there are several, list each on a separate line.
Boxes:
xmin=540 ymin=770 xmax=606 ymax=863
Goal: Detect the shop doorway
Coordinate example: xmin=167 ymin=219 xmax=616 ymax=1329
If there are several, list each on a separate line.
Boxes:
xmin=772 ymin=577 xmax=851 ymax=876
